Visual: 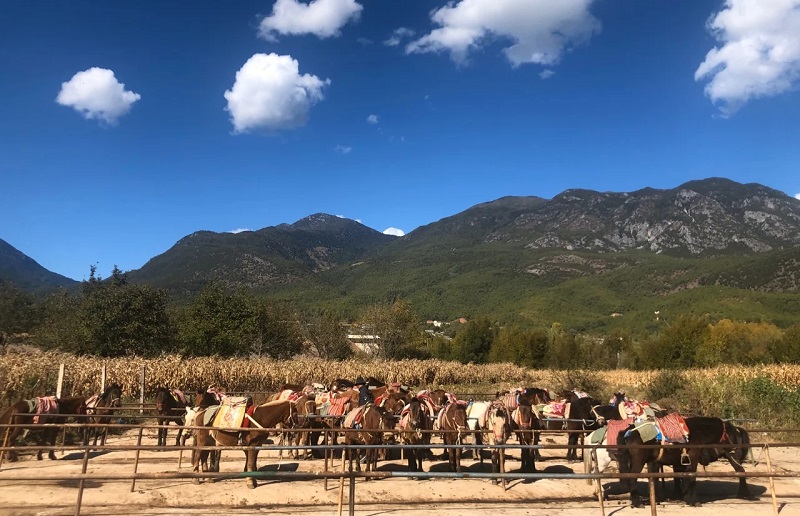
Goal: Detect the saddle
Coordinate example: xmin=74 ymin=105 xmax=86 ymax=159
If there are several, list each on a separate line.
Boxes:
xmin=212 ymin=396 xmax=249 ymax=430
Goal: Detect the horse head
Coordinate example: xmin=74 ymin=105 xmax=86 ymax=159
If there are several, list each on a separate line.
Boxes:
xmin=488 ymin=404 xmax=509 ymax=444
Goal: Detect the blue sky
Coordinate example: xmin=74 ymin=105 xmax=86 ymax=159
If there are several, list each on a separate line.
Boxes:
xmin=2 ymin=0 xmax=799 ymax=281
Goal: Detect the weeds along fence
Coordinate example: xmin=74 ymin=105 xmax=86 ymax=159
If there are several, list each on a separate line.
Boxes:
xmin=0 ymin=416 xmax=797 ymax=516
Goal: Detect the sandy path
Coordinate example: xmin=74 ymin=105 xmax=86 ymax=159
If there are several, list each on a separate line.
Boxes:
xmin=1 ymin=428 xmax=799 ymax=515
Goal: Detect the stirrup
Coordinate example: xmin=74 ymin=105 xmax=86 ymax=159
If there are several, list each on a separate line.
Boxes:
xmin=680 ymin=451 xmax=691 ymax=465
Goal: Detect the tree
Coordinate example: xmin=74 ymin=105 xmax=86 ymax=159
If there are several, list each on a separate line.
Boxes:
xmin=178 ymin=283 xmax=253 ymax=356
xmin=452 ymin=318 xmax=494 ymax=364
xmin=358 ymin=299 xmax=423 ymax=359
xmin=0 ymin=282 xmax=39 ymax=336
xmin=638 ymin=315 xmax=708 ymax=369
xmin=79 ymin=266 xmax=174 ymax=356
xmin=301 ymin=310 xmax=353 ymax=360
xmin=244 ymin=300 xmax=302 ymax=359
xmin=489 ymin=327 xmax=548 ymax=367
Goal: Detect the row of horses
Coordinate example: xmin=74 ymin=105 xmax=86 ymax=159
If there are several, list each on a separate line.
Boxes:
xmin=0 ymin=382 xmax=755 ymax=507
xmin=0 ymin=384 xmax=123 ymax=462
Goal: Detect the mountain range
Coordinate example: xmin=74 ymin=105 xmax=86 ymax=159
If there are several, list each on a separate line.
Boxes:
xmin=3 ymin=177 xmax=800 ymax=332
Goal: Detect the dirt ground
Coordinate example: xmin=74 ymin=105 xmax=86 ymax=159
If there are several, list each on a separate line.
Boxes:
xmin=1 ymin=427 xmax=799 ymax=516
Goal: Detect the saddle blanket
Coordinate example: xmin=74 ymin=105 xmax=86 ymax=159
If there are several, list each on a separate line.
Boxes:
xmin=503 ymin=392 xmax=519 ymax=411
xmin=589 ymin=426 xmax=608 ymax=444
xmin=33 ymin=396 xmax=58 ymax=424
xmin=212 ymin=396 xmax=249 ymax=429
xmin=343 ymin=405 xmax=367 ymax=429
xmin=171 ymin=389 xmax=188 ymax=405
xmin=326 ymin=396 xmax=350 ymax=417
xmin=605 ymin=418 xmax=634 ymax=447
xmin=542 ymin=401 xmax=568 ymax=418
xmin=656 ymin=413 xmax=689 ymax=443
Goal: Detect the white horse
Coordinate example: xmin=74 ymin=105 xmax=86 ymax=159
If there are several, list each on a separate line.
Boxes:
xmin=466 ymin=401 xmax=492 ymax=460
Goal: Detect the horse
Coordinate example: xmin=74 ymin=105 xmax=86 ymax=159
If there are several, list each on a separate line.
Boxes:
xmin=154 ymin=387 xmax=187 ymax=447
xmin=510 ymin=402 xmax=538 ymax=472
xmin=517 ymin=387 xmax=551 ymax=406
xmin=438 ymin=401 xmax=468 ymax=472
xmin=342 ymin=403 xmax=394 ymax=478
xmin=398 ymin=398 xmax=431 ymax=474
xmin=616 ymin=416 xmax=752 ymax=507
xmin=0 ymin=395 xmax=86 ymax=462
xmin=196 ymin=398 xmax=294 ymax=489
xmin=532 ymin=396 xmax=601 ymax=462
xmin=466 ymin=400 xmax=492 ymax=460
xmin=86 ymin=384 xmax=123 ymax=446
xmin=485 ymin=402 xmax=511 ymax=484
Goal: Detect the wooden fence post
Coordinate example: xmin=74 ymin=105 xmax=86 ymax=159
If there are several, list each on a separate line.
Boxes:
xmin=764 ymin=444 xmax=779 ymax=516
xmin=139 ymin=366 xmax=146 ymax=414
xmin=56 ymin=363 xmax=65 ymax=398
xmin=100 ymin=363 xmax=106 ymax=393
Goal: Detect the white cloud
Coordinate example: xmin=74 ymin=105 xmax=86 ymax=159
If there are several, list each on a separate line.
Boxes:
xmin=695 ymin=0 xmax=800 ymax=115
xmin=224 ymin=53 xmax=330 ymax=133
xmin=383 ymin=227 xmax=405 ymax=237
xmin=406 ymin=0 xmax=601 ymax=67
xmin=334 ymin=145 xmax=352 ymax=154
xmin=258 ymin=0 xmax=363 ymax=40
xmin=357 ymin=37 xmax=373 ymax=46
xmin=366 ymin=114 xmax=379 ymax=124
xmin=539 ymin=69 xmax=555 ymax=79
xmin=229 ymin=228 xmax=252 ymax=234
xmin=56 ymin=67 xmax=140 ymax=124
xmin=384 ymin=27 xmax=415 ymax=47
xmin=795 ymin=193 xmax=800 ymax=200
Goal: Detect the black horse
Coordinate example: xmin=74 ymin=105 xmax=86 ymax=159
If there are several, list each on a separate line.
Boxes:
xmin=539 ymin=396 xmax=600 ymax=462
xmin=86 ymin=383 xmax=123 ymax=446
xmin=154 ymin=387 xmax=187 ymax=447
xmin=617 ymin=416 xmax=752 ymax=507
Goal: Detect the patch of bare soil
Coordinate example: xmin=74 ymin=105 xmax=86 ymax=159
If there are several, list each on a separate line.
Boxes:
xmin=0 ymin=428 xmax=798 ymax=515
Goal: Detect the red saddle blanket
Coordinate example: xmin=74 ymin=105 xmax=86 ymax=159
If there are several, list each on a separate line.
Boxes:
xmin=34 ymin=396 xmax=58 ymax=424
xmin=657 ymin=413 xmax=689 ymax=442
xmin=605 ymin=418 xmax=634 ymax=447
xmin=327 ymin=396 xmax=350 ymax=417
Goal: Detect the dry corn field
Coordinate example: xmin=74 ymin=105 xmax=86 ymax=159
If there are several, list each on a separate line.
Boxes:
xmin=3 ymin=349 xmax=800 ymax=419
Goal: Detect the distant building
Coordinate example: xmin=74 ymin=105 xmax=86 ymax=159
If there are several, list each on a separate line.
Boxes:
xmin=347 ymin=333 xmax=380 ymax=354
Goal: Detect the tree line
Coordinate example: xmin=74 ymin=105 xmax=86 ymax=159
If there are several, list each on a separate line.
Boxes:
xmin=1 ymin=268 xmax=799 ymax=368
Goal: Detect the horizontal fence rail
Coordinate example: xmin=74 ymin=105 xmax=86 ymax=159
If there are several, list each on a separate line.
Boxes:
xmin=0 ymin=417 xmax=797 ymax=516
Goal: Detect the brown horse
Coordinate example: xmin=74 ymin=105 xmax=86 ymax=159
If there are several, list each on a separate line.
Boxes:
xmin=0 ymin=395 xmax=86 ymax=462
xmin=438 ymin=401 xmax=468 ymax=472
xmin=194 ymin=398 xmax=294 ymax=488
xmin=86 ymin=384 xmax=123 ymax=446
xmin=511 ymin=403 xmax=538 ymax=472
xmin=154 ymin=387 xmax=187 ymax=447
xmin=398 ymin=398 xmax=431 ymax=473
xmin=343 ymin=403 xmax=395 ymax=478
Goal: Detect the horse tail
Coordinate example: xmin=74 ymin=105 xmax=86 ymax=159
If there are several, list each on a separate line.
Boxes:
xmin=735 ymin=424 xmax=751 ymax=464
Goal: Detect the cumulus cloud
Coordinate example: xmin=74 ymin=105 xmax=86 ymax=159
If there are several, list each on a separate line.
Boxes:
xmin=384 ymin=27 xmax=415 ymax=47
xmin=695 ymin=0 xmax=800 ymax=115
xmin=795 ymin=193 xmax=800 ymax=200
xmin=539 ymin=69 xmax=555 ymax=79
xmin=406 ymin=0 xmax=601 ymax=67
xmin=56 ymin=67 xmax=140 ymax=124
xmin=224 ymin=53 xmax=330 ymax=133
xmin=229 ymin=228 xmax=252 ymax=234
xmin=366 ymin=114 xmax=379 ymax=124
xmin=258 ymin=0 xmax=362 ymax=40
xmin=383 ymin=227 xmax=405 ymax=237
xmin=334 ymin=145 xmax=352 ymax=154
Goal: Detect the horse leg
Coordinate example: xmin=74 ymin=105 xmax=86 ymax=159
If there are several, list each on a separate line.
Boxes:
xmin=533 ymin=429 xmax=543 ymax=462
xmin=174 ymin=425 xmax=183 ymax=447
xmin=48 ymin=428 xmax=58 ymax=460
xmin=245 ymin=447 xmax=258 ymax=489
xmin=684 ymin=457 xmax=701 ymax=507
xmin=724 ymin=450 xmax=752 ymax=498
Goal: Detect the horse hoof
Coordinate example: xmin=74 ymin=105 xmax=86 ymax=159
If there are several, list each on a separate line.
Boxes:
xmin=192 ymin=478 xmax=201 ymax=485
